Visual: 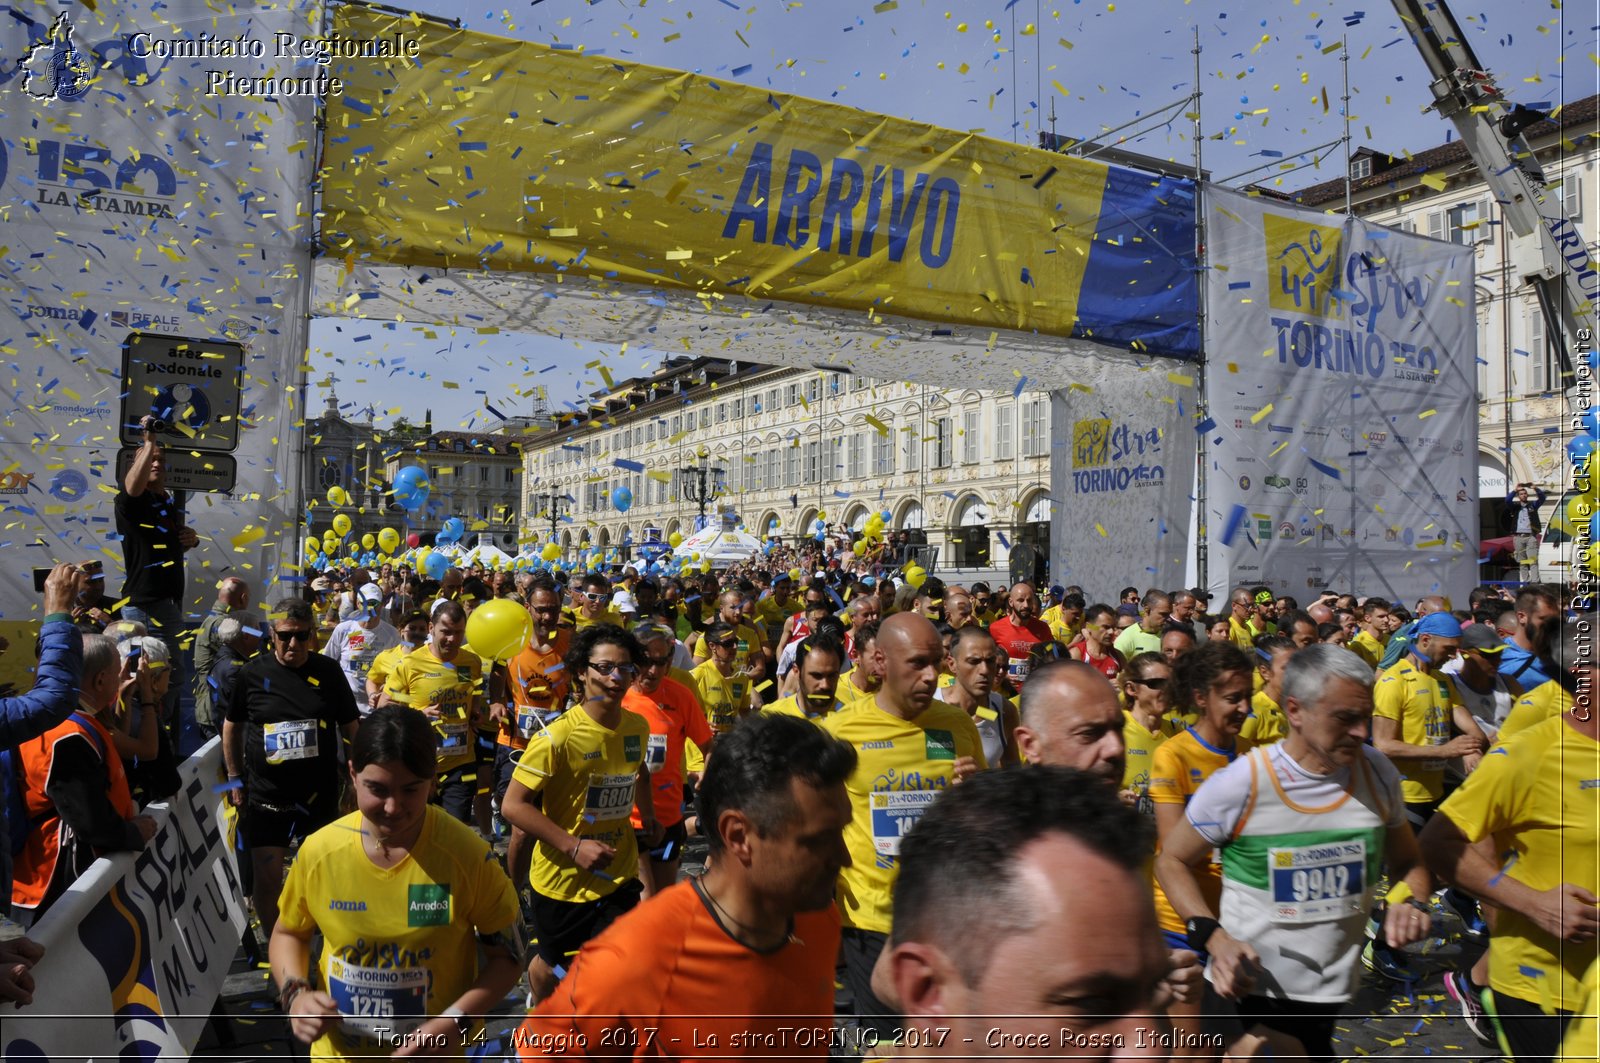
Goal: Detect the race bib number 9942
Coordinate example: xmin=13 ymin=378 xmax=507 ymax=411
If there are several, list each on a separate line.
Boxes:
xmin=1268 ymin=839 xmax=1367 ymax=923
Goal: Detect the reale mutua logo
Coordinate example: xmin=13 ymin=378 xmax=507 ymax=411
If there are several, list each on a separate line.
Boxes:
xmin=20 ymin=14 xmax=93 ymax=102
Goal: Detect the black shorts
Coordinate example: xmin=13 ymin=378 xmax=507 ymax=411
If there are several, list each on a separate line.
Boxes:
xmin=474 ymin=732 xmax=495 ymax=794
xmin=1488 ymin=990 xmax=1572 ymax=1060
xmin=528 ymin=879 xmax=643 ymax=972
xmin=240 ymin=794 xmax=339 ymax=850
xmin=493 ymin=743 xmax=523 ymax=807
xmin=838 ymin=927 xmax=900 ymax=1040
xmin=436 ymin=763 xmax=478 ymax=823
xmin=1234 ymin=995 xmax=1342 ymax=1063
xmin=640 ymin=820 xmax=688 ymax=863
xmin=1404 ymin=800 xmax=1439 ymax=832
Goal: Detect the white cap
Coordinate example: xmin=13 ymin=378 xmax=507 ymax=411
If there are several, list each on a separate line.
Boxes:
xmin=358 ymin=582 xmax=384 ymax=605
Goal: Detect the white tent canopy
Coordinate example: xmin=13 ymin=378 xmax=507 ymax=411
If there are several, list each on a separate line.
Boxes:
xmin=672 ymin=525 xmax=765 ymax=569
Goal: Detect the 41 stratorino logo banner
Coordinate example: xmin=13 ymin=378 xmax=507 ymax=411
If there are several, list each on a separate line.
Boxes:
xmin=1202 ymin=186 xmax=1477 ymax=602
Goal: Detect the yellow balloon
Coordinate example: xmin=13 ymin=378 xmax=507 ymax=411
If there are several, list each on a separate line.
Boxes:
xmin=668 ymin=532 xmax=683 ymax=548
xmin=346 ymin=541 xmax=361 ymax=555
xmin=700 ymin=559 xmax=712 ymax=573
xmin=327 ymin=485 xmax=346 ymax=506
xmin=540 ymin=542 xmax=562 ymax=562
xmin=304 ymin=539 xmax=321 ymax=556
xmin=853 ymin=540 xmax=867 ymax=556
xmin=378 ymin=527 xmax=401 ymax=553
xmin=361 ymin=533 xmax=376 ymax=551
xmin=1588 ymin=540 xmax=1600 ymax=578
xmin=905 ymin=566 xmax=927 ymax=589
xmin=465 ymin=599 xmax=534 ymax=661
xmin=790 ymin=568 xmax=802 ymax=582
xmin=332 ymin=513 xmax=352 ymax=537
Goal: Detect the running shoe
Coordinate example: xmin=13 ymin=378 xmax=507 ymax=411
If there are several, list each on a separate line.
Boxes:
xmin=1443 ymin=969 xmax=1493 ymax=1045
xmin=1361 ymin=940 xmax=1420 ymax=983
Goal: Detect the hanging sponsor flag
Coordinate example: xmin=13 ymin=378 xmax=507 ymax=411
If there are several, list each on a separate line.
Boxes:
xmin=1049 ymin=365 xmax=1195 ymax=596
xmin=1201 ymin=186 xmax=1478 ymax=602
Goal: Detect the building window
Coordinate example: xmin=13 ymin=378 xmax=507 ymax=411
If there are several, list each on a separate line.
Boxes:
xmin=785 ymin=383 xmax=799 ymax=408
xmin=995 ymin=403 xmax=1015 ymax=460
xmin=716 ymin=403 xmax=727 ymax=424
xmin=902 ymin=425 xmax=922 ymax=472
xmin=852 ymin=375 xmax=869 ymax=392
xmin=872 ymin=428 xmax=893 ymax=475
xmin=1350 ymin=156 xmax=1371 ymax=181
xmin=1429 ymin=199 xmax=1494 ymax=245
xmin=767 ymin=449 xmax=781 ymax=488
xmin=847 ymin=434 xmax=865 ymax=479
xmin=1554 ymin=172 xmax=1583 ymax=222
xmin=671 ymin=415 xmax=681 ymax=436
xmin=699 ymin=408 xmax=711 ymax=429
xmin=933 ymin=417 xmax=953 ymax=469
xmin=822 ymin=437 xmax=840 ymax=481
xmin=804 ymin=441 xmax=819 ymax=484
xmin=785 ymin=444 xmax=801 ymax=487
xmin=732 ymin=397 xmax=744 ymax=420
xmin=1527 ymin=304 xmax=1558 ymax=394
xmin=504 ymin=467 xmax=516 ymax=484
xmin=962 ymin=409 xmax=981 ymax=464
xmin=804 ymin=377 xmax=821 ymax=403
xmin=1022 ymin=399 xmax=1048 ymax=457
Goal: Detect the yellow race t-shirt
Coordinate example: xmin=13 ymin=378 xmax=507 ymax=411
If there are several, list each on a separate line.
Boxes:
xmin=1349 ymin=629 xmax=1387 ymax=671
xmin=690 ymin=659 xmax=752 ymax=736
xmin=1438 ymin=715 xmax=1599 ymax=1012
xmin=384 ymin=647 xmax=484 ymax=772
xmin=1122 ymin=709 xmax=1169 ymax=804
xmin=1228 ymin=616 xmax=1255 ymax=652
xmin=822 ymin=698 xmax=987 ymax=934
xmin=572 ymin=607 xmax=625 ymax=630
xmin=836 ymin=670 xmax=880 ymax=708
xmin=1373 ymin=658 xmax=1457 ymax=804
xmin=1149 ymin=728 xmax=1249 ymax=934
xmin=365 ymin=642 xmax=413 ymax=697
xmin=763 ymin=693 xmax=845 ymax=722
xmin=1499 ymin=681 xmax=1573 ymax=742
xmin=276 ymin=807 xmax=518 ymax=1060
xmin=512 ymin=706 xmax=650 ymax=904
xmin=1241 ymin=690 xmax=1286 ymax=745
xmin=692 ymin=622 xmax=765 ymax=669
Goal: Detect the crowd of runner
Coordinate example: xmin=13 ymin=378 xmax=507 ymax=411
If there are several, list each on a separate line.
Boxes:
xmin=2 ymin=542 xmax=1595 ymax=1062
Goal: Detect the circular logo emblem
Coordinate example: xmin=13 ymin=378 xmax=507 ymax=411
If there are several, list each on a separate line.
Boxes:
xmin=1238 ymin=475 xmax=1252 ymax=491
xmin=49 ymin=469 xmax=87 ymax=501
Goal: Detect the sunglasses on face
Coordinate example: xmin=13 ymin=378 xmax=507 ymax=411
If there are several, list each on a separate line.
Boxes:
xmin=588 ymin=660 xmax=637 ymax=677
xmin=643 ymin=653 xmax=674 ymax=667
xmin=712 ymin=638 xmax=739 ymax=649
xmin=1135 ymin=676 xmax=1168 ymax=689
xmin=582 ymin=592 xmax=607 ymax=603
xmin=275 ymin=628 xmax=313 ymax=643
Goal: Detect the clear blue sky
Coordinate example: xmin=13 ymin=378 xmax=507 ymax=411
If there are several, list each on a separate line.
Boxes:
xmin=314 ymin=0 xmax=1581 ymax=430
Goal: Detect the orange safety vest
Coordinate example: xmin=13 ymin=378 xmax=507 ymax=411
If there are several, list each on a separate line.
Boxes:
xmin=12 ymin=711 xmax=135 ymax=912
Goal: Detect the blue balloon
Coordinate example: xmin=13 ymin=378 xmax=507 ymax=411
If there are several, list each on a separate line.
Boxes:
xmin=611 ymin=485 xmax=634 ymax=512
xmin=392 ymin=466 xmax=431 ymax=511
xmin=1567 ymin=435 xmax=1598 ymax=466
xmin=880 ymin=510 xmax=892 ymax=521
xmin=422 ymin=552 xmax=450 ymax=580
xmin=440 ymin=516 xmax=465 ymax=543
xmin=1582 ymin=407 xmax=1600 ymax=439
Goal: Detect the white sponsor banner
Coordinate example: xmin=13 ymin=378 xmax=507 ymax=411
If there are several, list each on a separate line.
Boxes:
xmin=0 ymin=0 xmax=316 ymax=673
xmin=1202 ymin=185 xmax=1478 ymax=602
xmin=1049 ymin=364 xmax=1196 ymax=599
xmin=0 ymin=739 xmax=246 ymax=1059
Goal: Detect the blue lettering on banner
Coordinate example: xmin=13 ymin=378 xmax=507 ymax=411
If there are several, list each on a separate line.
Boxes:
xmin=722 ymin=141 xmax=961 ymax=269
xmin=1072 ymin=465 xmax=1166 ymax=493
xmin=1270 ymin=316 xmax=1439 ymax=384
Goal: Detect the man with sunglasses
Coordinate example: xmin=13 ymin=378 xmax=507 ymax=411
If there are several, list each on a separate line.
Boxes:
xmin=691 ymin=622 xmax=754 ymax=738
xmin=223 ymin=598 xmax=359 ymax=940
xmin=570 ymin=573 xmax=624 ymax=630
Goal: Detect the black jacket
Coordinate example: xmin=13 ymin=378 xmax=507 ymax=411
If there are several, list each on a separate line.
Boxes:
xmin=1502 ymin=487 xmax=1546 ymax=536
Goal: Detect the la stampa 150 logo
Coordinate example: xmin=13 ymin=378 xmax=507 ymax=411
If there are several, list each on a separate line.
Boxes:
xmin=21 ymin=14 xmax=92 ymax=102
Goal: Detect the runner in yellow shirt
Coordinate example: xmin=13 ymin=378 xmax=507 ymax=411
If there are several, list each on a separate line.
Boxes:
xmin=764 ymin=634 xmax=847 ymax=722
xmin=1118 ymin=652 xmax=1171 ymax=813
xmin=822 ymin=613 xmax=986 ymax=1041
xmin=1241 ymin=634 xmax=1293 ymax=745
xmin=1421 ymin=654 xmax=1598 ymax=1061
xmin=835 ymin=621 xmax=883 ymax=707
xmin=1349 ymin=598 xmax=1393 ymax=670
xmin=365 ymin=611 xmax=429 ymax=708
xmin=501 ymin=624 xmax=660 ymax=1005
xmin=569 ymin=573 xmax=625 ymax=629
xmin=1372 ymin=613 xmax=1487 ymax=829
xmin=689 ymin=622 xmax=754 ymax=735
xmin=270 ymin=706 xmax=519 ymax=1060
xmin=382 ymin=602 xmax=485 ymax=825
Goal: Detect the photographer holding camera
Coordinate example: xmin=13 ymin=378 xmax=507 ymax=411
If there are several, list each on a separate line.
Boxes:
xmin=116 ymin=416 xmax=199 ymax=744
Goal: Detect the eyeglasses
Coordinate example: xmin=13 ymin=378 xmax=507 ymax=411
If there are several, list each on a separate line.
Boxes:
xmin=1135 ymin=676 xmax=1168 ymax=689
xmin=274 ymin=629 xmax=313 ymax=643
xmin=582 ymin=592 xmax=608 ymax=603
xmin=587 ymin=660 xmax=637 ymax=677
xmin=712 ymin=638 xmax=739 ymax=649
xmin=643 ymin=653 xmax=674 ymax=667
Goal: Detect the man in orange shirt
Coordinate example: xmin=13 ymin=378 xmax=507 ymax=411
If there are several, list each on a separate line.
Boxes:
xmin=498 ymin=579 xmax=571 ymax=892
xmin=518 ymin=713 xmax=856 ymax=1060
xmin=625 ymin=623 xmax=715 ymax=897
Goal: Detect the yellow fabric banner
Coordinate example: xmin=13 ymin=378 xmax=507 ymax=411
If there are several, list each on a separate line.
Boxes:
xmin=320 ymin=8 xmax=1197 ymax=353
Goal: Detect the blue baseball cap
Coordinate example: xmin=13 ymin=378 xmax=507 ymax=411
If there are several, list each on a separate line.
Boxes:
xmin=1416 ymin=613 xmax=1463 ymax=638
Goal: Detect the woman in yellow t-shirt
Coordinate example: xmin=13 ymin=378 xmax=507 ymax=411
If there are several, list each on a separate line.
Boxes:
xmin=1119 ymin=652 xmax=1172 ymax=813
xmin=270 ymin=706 xmax=520 ymax=1060
xmin=1242 ymin=634 xmax=1294 ymax=745
xmin=1147 ymin=641 xmax=1254 ymax=1046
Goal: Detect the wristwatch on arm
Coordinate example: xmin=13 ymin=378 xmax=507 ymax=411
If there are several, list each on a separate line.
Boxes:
xmin=1184 ymin=916 xmax=1221 ymax=952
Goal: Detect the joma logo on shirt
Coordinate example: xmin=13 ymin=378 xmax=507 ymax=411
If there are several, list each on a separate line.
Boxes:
xmin=408 ymin=884 xmax=451 ymax=926
xmin=329 ymin=899 xmax=367 ymax=912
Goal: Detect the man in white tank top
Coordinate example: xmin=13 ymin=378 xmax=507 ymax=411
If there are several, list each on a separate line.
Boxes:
xmin=1440 ymin=624 xmax=1522 ymax=737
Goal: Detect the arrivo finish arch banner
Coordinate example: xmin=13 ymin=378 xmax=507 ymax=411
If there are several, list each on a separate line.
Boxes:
xmin=1201 ymin=186 xmax=1478 ymax=604
xmin=0 ymin=0 xmax=317 ymax=677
